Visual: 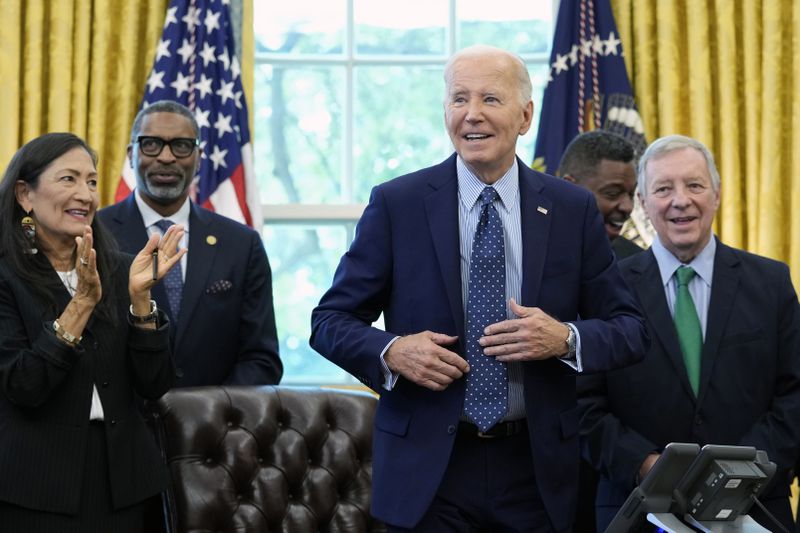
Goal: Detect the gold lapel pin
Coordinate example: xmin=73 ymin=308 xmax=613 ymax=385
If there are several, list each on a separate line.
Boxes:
xmin=537 ymin=206 xmax=548 ymax=215
xmin=206 ymin=235 xmax=217 ymax=245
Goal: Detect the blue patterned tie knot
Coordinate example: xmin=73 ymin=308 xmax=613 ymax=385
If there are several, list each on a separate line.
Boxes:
xmin=154 ymin=219 xmax=184 ymax=321
xmin=464 ymin=186 xmax=508 ymax=432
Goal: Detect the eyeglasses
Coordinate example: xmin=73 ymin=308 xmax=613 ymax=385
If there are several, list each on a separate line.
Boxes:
xmin=136 ymin=136 xmax=199 ymax=158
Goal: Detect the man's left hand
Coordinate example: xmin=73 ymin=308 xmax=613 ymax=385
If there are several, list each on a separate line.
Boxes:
xmin=479 ymin=299 xmax=570 ymax=362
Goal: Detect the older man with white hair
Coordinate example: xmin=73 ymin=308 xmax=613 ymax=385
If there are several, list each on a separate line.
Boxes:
xmin=311 ymin=45 xmax=647 ymax=532
xmin=578 ymin=134 xmax=800 ymax=532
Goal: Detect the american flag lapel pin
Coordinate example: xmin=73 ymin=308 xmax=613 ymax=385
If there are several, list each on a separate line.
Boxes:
xmin=537 ymin=206 xmax=548 ymax=215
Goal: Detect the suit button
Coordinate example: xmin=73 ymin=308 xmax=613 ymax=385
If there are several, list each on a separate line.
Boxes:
xmin=175 ymin=368 xmax=184 ymax=378
xmin=447 ymin=424 xmax=456 ymax=435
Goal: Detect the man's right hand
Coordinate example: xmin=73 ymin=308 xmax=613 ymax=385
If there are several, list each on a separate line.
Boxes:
xmin=638 ymin=453 xmax=660 ymax=482
xmin=384 ymin=331 xmax=466 ymax=391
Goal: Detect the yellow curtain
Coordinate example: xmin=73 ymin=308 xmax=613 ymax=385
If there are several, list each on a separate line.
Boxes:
xmin=611 ymin=0 xmax=800 ymax=290
xmin=0 ymin=0 xmax=168 ymax=207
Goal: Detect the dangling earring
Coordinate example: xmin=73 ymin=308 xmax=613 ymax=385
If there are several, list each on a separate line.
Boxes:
xmin=21 ymin=212 xmax=37 ymax=254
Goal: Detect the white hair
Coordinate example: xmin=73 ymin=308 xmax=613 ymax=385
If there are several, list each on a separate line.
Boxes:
xmin=443 ymin=45 xmax=532 ymax=107
xmin=638 ymin=134 xmax=721 ymax=196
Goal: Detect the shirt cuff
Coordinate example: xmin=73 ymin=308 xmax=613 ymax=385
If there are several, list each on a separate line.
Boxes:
xmin=558 ymin=322 xmax=583 ymax=372
xmin=380 ymin=336 xmax=401 ymax=390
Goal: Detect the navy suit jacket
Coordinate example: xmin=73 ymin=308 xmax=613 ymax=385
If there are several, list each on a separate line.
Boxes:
xmin=578 ymin=242 xmax=800 ymax=530
xmin=0 ymin=253 xmax=172 ymax=514
xmin=98 ymin=195 xmax=282 ymax=386
xmin=310 ymin=154 xmax=648 ymax=530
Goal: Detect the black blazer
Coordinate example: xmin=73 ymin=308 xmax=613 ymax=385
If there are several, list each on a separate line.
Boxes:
xmin=611 ymin=235 xmax=643 ymax=259
xmin=98 ymin=196 xmax=282 ymax=386
xmin=0 ymin=253 xmax=173 ymax=514
xmin=578 ymin=240 xmax=800 ymax=525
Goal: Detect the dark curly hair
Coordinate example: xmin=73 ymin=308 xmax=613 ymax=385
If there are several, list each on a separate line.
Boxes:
xmin=557 ymin=130 xmax=636 ymax=181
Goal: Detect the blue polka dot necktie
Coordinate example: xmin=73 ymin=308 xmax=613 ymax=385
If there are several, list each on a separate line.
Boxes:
xmin=464 ymin=187 xmax=508 ymax=432
xmin=154 ymin=219 xmax=184 ymax=321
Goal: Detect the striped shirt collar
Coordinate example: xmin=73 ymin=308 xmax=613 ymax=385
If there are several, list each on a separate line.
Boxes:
xmin=456 ymin=156 xmax=519 ymax=213
xmin=651 ymin=233 xmax=716 ymax=287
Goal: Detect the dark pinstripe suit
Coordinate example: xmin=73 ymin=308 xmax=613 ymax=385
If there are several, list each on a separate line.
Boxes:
xmin=0 ymin=253 xmax=173 ymax=515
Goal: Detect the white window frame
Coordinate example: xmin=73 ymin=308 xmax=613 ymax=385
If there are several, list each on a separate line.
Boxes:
xmin=256 ymin=0 xmax=558 ymax=226
xmin=253 ymin=0 xmax=559 ymax=383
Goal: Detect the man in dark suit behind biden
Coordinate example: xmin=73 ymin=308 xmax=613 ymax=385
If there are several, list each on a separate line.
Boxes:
xmin=310 ymin=45 xmax=648 ymax=532
xmin=578 ymin=134 xmax=800 ymax=532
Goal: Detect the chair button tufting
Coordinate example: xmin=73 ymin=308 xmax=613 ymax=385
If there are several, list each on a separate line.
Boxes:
xmin=227 ymin=421 xmax=233 ymax=428
xmin=205 ymin=457 xmax=213 ymax=464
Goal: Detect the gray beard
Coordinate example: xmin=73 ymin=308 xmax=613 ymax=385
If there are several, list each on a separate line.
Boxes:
xmin=145 ymin=182 xmax=187 ymax=205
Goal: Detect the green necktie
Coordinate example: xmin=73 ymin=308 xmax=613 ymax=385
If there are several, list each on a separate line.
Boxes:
xmin=674 ymin=266 xmax=702 ymax=396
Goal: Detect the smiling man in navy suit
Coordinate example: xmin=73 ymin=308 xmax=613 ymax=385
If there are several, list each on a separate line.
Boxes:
xmin=578 ymin=135 xmax=800 ymax=532
xmin=99 ymin=100 xmax=282 ymax=387
xmin=310 ymin=45 xmax=648 ymax=532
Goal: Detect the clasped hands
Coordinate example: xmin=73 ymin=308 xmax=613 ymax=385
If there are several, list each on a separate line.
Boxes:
xmin=384 ymin=299 xmax=571 ymax=391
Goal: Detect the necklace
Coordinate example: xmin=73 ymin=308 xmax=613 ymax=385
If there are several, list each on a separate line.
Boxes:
xmin=56 ymin=269 xmax=78 ymax=296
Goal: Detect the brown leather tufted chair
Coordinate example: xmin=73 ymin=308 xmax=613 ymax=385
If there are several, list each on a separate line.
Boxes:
xmin=149 ymin=386 xmax=386 ymax=533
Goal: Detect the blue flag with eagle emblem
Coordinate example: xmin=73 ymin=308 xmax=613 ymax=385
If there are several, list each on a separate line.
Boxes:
xmin=533 ymin=0 xmax=646 ymax=175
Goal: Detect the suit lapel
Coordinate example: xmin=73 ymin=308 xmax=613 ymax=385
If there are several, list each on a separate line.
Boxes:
xmin=518 ymin=162 xmax=551 ymax=305
xmin=424 ymin=156 xmax=464 ymax=339
xmin=109 ymin=195 xmax=150 ymax=252
xmin=174 ymin=203 xmax=217 ymax=347
xmin=697 ymin=241 xmax=740 ymax=402
xmin=631 ymin=250 xmax=696 ymax=400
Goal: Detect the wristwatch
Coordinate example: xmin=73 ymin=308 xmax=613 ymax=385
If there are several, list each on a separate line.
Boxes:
xmin=564 ymin=323 xmax=577 ymax=358
xmin=129 ymin=299 xmax=158 ymax=324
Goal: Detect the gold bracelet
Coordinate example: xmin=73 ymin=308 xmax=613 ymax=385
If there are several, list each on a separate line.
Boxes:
xmin=53 ymin=319 xmax=81 ymax=347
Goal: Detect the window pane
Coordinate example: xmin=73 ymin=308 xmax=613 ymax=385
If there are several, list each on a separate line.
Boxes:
xmin=354 ymin=0 xmax=447 ymax=55
xmin=254 ymin=65 xmax=345 ymax=204
xmin=353 ymin=65 xmax=449 ymax=202
xmin=264 ymin=223 xmax=356 ymax=384
xmin=457 ymin=0 xmax=554 ymax=54
xmin=254 ymin=1 xmax=345 ymax=54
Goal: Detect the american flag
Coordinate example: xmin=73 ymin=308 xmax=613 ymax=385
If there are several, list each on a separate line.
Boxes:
xmin=114 ymin=0 xmax=261 ymax=228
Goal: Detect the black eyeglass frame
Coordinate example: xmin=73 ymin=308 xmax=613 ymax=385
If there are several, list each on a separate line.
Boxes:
xmin=135 ymin=136 xmax=200 ymax=158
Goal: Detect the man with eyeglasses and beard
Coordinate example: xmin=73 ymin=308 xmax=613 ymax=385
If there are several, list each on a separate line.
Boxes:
xmin=99 ymin=100 xmax=282 ymax=387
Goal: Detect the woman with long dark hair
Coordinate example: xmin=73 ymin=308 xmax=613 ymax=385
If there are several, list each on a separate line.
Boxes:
xmin=0 ymin=132 xmax=184 ymax=532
